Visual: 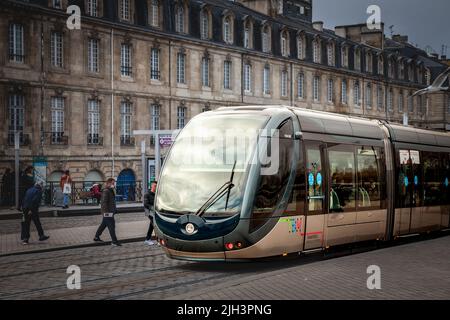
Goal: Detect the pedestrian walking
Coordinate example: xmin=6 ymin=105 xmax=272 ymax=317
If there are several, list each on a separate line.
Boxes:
xmin=94 ymin=178 xmax=121 ymax=246
xmin=21 ymin=182 xmax=50 ymax=245
xmin=60 ymin=170 xmax=72 ymax=209
xmin=144 ymin=181 xmax=158 ymax=246
xmin=19 ymin=166 xmax=35 ymax=211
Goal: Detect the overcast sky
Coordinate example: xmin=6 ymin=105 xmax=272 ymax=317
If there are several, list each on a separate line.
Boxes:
xmin=313 ymin=0 xmax=450 ymax=56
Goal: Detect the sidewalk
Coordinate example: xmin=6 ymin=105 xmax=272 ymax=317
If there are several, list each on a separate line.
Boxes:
xmin=0 ymin=203 xmax=144 ymax=220
xmin=0 ymin=219 xmax=149 ymax=256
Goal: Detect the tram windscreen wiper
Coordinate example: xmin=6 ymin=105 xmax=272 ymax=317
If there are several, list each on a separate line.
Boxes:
xmin=196 ymin=161 xmax=237 ymax=217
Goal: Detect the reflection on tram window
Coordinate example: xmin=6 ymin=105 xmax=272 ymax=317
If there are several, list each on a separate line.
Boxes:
xmin=423 ymin=152 xmax=441 ymax=206
xmin=329 ymin=147 xmax=356 ymax=212
xmin=306 ymin=146 xmax=323 ymax=213
xmin=443 ymin=154 xmax=450 ymax=205
xmin=251 ymin=119 xmax=294 ymax=231
xmin=357 ymin=147 xmax=382 ymax=209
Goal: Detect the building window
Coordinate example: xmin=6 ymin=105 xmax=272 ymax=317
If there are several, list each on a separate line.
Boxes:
xmin=341 ymin=46 xmax=348 ymax=68
xmin=354 ymin=81 xmax=360 ymax=107
xmin=313 ymin=76 xmax=320 ymax=102
xmin=150 ymin=0 xmax=160 ymax=27
xmin=263 ymin=64 xmax=270 ymax=95
xmin=151 ymin=104 xmax=160 ymax=130
xmin=366 ymin=52 xmax=373 ymax=73
xmin=87 ymin=38 xmax=99 ymax=73
xmin=8 ymin=94 xmax=25 ymax=145
xmin=408 ymin=65 xmax=414 ymax=82
xmin=327 ymin=79 xmax=334 ymax=103
xmin=281 ymin=70 xmax=288 ymax=97
xmin=366 ymin=83 xmax=372 ymax=109
xmin=9 ymin=23 xmax=24 ymax=63
xmin=175 ymin=5 xmax=185 ymax=33
xmin=425 ymin=69 xmax=431 ymax=86
xmin=244 ymin=62 xmax=252 ymax=93
xmin=313 ymin=39 xmax=321 ymax=64
xmin=298 ymin=73 xmax=305 ymax=99
xmin=150 ymin=47 xmax=160 ymax=80
xmin=52 ymin=0 xmax=62 ymax=9
xmin=378 ymin=56 xmax=384 ymax=75
xmin=341 ymin=79 xmax=348 ymax=104
xmin=51 ymin=97 xmax=65 ymax=144
xmin=176 ymin=51 xmax=186 ymax=84
xmin=354 ymin=48 xmax=361 ymax=71
xmin=86 ymin=0 xmax=98 ymax=17
xmin=87 ymin=99 xmax=100 ymax=144
xmin=121 ymin=43 xmax=132 ymax=76
xmin=377 ymin=85 xmax=384 ymax=110
xmin=200 ymin=9 xmax=210 ymax=40
xmin=327 ymin=43 xmax=334 ymax=66
xmin=297 ymin=35 xmax=305 ymax=60
xmin=223 ymin=60 xmax=232 ymax=90
xmin=243 ymin=20 xmax=252 ymax=49
xmin=51 ymin=31 xmax=63 ymax=68
xmin=408 ymin=91 xmax=414 ymax=113
xmin=281 ymin=30 xmax=289 ymax=57
xmin=177 ymin=106 xmax=186 ymax=129
xmin=262 ymin=25 xmax=271 ymax=53
xmin=388 ymin=59 xmax=395 ymax=79
xmin=201 ymin=56 xmax=210 ymax=87
xmin=120 ymin=101 xmax=132 ymax=143
xmin=399 ymin=61 xmax=405 ymax=80
xmin=223 ymin=16 xmax=233 ymax=44
xmin=120 ymin=0 xmax=130 ymax=21
xmin=398 ymin=91 xmax=404 ymax=113
xmin=388 ymin=89 xmax=393 ymax=112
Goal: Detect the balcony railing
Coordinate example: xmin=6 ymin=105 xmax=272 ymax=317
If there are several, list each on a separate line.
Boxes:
xmin=121 ymin=66 xmax=133 ymax=77
xmin=48 ymin=132 xmax=69 ymax=145
xmin=9 ymin=54 xmax=25 ymax=63
xmin=120 ymin=135 xmax=135 ymax=146
xmin=87 ymin=134 xmax=103 ymax=146
xmin=7 ymin=132 xmax=30 ymax=146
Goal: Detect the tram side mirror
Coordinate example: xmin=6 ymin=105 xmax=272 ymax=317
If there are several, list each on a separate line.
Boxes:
xmin=294 ymin=132 xmax=303 ymax=140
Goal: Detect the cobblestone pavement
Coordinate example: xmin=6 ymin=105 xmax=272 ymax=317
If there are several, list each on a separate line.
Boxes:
xmin=0 ymin=234 xmax=449 ymax=300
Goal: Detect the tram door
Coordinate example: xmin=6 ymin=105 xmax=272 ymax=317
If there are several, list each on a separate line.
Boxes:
xmin=398 ymin=149 xmax=423 ymax=234
xmin=303 ymin=142 xmax=326 ymax=250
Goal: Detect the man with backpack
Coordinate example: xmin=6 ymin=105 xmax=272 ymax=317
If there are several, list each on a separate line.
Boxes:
xmin=21 ymin=182 xmax=50 ymax=245
xmin=94 ymin=178 xmax=121 ymax=246
xmin=144 ymin=181 xmax=157 ymax=246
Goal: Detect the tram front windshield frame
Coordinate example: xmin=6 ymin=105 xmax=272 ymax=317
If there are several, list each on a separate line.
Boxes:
xmin=156 ymin=114 xmax=270 ymax=218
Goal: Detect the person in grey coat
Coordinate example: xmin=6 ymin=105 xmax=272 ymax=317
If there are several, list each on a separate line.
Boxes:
xmin=94 ymin=178 xmax=121 ymax=246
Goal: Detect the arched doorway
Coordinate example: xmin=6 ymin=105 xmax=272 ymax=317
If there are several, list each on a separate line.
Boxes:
xmin=84 ymin=170 xmax=104 ymax=188
xmin=116 ymin=169 xmax=136 ymax=201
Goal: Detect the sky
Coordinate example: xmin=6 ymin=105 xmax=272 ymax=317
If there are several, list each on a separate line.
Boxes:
xmin=313 ymin=0 xmax=450 ymax=56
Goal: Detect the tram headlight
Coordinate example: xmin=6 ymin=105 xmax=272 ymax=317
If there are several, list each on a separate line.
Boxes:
xmin=185 ymin=223 xmax=196 ymax=235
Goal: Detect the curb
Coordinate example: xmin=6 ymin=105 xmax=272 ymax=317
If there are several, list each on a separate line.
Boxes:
xmin=0 ymin=236 xmax=155 ymax=258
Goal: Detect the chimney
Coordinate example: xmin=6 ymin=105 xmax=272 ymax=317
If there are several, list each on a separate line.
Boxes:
xmin=441 ymin=55 xmax=447 ymax=60
xmin=392 ymin=34 xmax=408 ymax=44
xmin=313 ymin=21 xmax=324 ymax=32
xmin=335 ymin=26 xmax=346 ymax=39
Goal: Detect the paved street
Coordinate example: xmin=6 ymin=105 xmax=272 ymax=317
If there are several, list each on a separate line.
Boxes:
xmin=0 ymin=229 xmax=449 ymax=300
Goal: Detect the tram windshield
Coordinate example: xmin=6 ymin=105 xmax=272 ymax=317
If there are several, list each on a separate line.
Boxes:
xmin=156 ymin=114 xmax=269 ymax=218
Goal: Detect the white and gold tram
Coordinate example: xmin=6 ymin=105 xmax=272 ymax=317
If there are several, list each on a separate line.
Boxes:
xmin=154 ymin=106 xmax=450 ymax=261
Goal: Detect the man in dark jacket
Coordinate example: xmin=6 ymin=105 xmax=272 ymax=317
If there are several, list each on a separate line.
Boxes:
xmin=21 ymin=182 xmax=50 ymax=245
xmin=144 ymin=181 xmax=157 ymax=246
xmin=94 ymin=178 xmax=121 ymax=246
xmin=19 ymin=166 xmax=35 ymax=211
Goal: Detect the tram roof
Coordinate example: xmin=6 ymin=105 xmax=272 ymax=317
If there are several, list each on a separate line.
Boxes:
xmin=215 ymin=106 xmax=450 ymax=147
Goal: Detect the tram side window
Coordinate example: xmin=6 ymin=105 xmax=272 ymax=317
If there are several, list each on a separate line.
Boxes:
xmin=357 ymin=147 xmax=383 ymax=209
xmin=329 ymin=146 xmax=356 ymax=212
xmin=423 ymin=152 xmax=442 ymax=206
xmin=442 ymin=153 xmax=450 ymax=206
xmin=251 ymin=119 xmax=294 ymax=231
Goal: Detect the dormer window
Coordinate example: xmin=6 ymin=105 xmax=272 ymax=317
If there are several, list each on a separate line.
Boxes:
xmin=86 ymin=0 xmax=98 ymax=17
xmin=354 ymin=48 xmax=361 ymax=71
xmin=175 ymin=3 xmax=187 ymax=34
xmin=281 ymin=30 xmax=289 ymax=57
xmin=119 ymin=0 xmax=130 ymax=21
xmin=52 ymin=0 xmax=62 ymax=9
xmin=243 ymin=19 xmax=253 ymax=49
xmin=223 ymin=15 xmax=234 ymax=44
xmin=200 ymin=8 xmax=211 ymax=40
xmin=313 ymin=38 xmax=321 ymax=64
xmin=365 ymin=51 xmax=373 ymax=73
xmin=341 ymin=46 xmax=349 ymax=68
xmin=149 ymin=0 xmax=162 ymax=28
xmin=378 ymin=55 xmax=384 ymax=75
xmin=262 ymin=24 xmax=271 ymax=53
xmin=297 ymin=33 xmax=305 ymax=60
xmin=327 ymin=42 xmax=335 ymax=66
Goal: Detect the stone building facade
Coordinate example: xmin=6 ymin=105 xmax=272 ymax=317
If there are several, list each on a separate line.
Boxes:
xmin=0 ymin=0 xmax=449 ymax=186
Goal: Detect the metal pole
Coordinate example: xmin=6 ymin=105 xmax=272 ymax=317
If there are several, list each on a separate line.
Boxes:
xmin=141 ymin=140 xmax=147 ymax=196
xmin=14 ymin=132 xmax=20 ymax=209
xmin=155 ymin=133 xmax=160 ymax=181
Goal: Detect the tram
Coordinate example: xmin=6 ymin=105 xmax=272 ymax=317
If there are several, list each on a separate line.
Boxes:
xmin=154 ymin=106 xmax=450 ymax=261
